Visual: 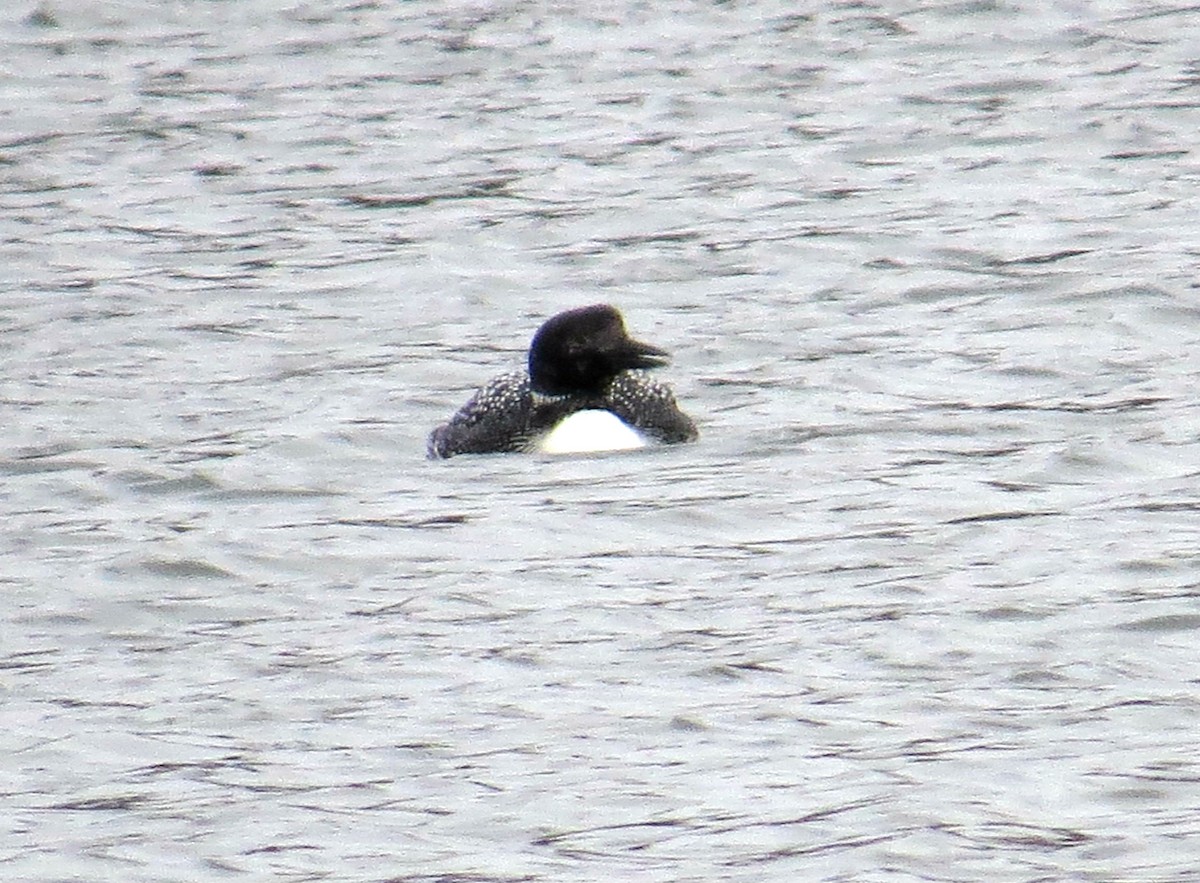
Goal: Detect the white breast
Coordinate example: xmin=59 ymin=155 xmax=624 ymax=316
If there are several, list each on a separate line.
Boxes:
xmin=536 ymin=409 xmax=647 ymax=455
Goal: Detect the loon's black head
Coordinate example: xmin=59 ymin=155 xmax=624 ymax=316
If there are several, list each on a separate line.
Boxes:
xmin=528 ymin=304 xmax=669 ymax=396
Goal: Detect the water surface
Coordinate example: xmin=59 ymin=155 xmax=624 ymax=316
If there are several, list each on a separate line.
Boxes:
xmin=4 ymin=2 xmax=1200 ymax=880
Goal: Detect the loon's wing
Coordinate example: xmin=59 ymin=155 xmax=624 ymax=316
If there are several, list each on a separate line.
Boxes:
xmin=605 ymin=373 xmax=698 ymax=444
xmin=427 ymin=371 xmax=533 ymax=458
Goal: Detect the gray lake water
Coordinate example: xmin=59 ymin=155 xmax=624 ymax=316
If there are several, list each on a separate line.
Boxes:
xmin=4 ymin=2 xmax=1200 ymax=880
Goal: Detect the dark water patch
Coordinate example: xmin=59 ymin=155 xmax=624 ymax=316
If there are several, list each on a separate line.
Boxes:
xmin=345 ymin=176 xmax=517 ymax=209
xmin=532 ymin=815 xmax=701 ymax=849
xmin=478 ymin=647 xmax=541 ymax=668
xmin=597 ymin=229 xmax=703 ymax=249
xmin=994 ymin=363 xmax=1064 ymax=379
xmin=935 ymin=444 xmax=1029 ymax=461
xmin=669 ymin=715 xmax=707 ymax=732
xmin=118 ymin=472 xmax=221 ymax=500
xmin=721 ymin=832 xmax=902 ymax=865
xmin=928 ymin=247 xmax=1088 ymax=279
xmin=700 ymin=661 xmax=786 ymax=680
xmin=976 ymin=606 xmax=1054 ymax=622
xmin=1115 ymin=614 xmax=1200 ymax=633
xmin=348 ymin=599 xmax=417 ymax=618
xmin=15 ymin=610 xmax=89 ymax=627
xmin=979 ymin=396 xmax=1168 ymax=414
xmin=266 ymin=354 xmax=404 ymax=382
xmin=0 ymin=131 xmax=73 ymax=152
xmin=25 ymin=5 xmax=58 ymax=28
xmin=945 ymin=510 xmax=1054 ymax=525
xmin=984 ymin=479 xmax=1043 ymax=493
xmin=50 ymin=696 xmax=149 ymax=710
xmin=136 ymin=557 xmax=237 ymax=581
xmin=0 ymin=648 xmax=59 ymax=672
xmin=892 ymin=735 xmax=1021 ymax=762
xmin=900 ymin=283 xmax=986 ymax=304
xmin=951 ymin=77 xmax=1050 ymax=97
xmin=127 ymin=753 xmax=265 ymax=777
xmin=902 ymin=91 xmax=1013 ymax=113
xmin=1105 ymin=785 xmax=1169 ymax=802
xmin=0 ymin=455 xmax=97 ymax=476
xmin=170 ymin=440 xmax=250 ymax=464
xmin=1116 ymin=4 xmax=1200 ymax=23
xmin=1117 ymin=764 xmax=1200 ymax=786
xmin=1008 ymin=668 xmax=1070 ymax=687
xmin=242 ymin=842 xmax=322 ymax=856
xmin=266 ymin=645 xmax=349 ymax=671
xmin=986 ymin=248 xmax=1093 ymax=267
xmin=50 ymin=794 xmax=154 ymax=812
xmin=945 ymin=821 xmax=1090 ymax=850
xmin=175 ymin=320 xmax=262 ymax=336
xmin=580 ymin=543 xmax=773 ymax=562
xmin=381 ymin=875 xmax=536 ymax=883
xmin=186 ymin=617 xmax=288 ymax=636
xmin=1124 ymin=500 xmax=1200 ymax=514
xmin=4 ymin=441 xmax=84 ymax=460
xmin=327 ymin=514 xmax=471 ymax=529
xmin=1114 ymin=557 xmax=1195 ymax=575
xmin=1105 ymin=149 xmax=1190 ymax=161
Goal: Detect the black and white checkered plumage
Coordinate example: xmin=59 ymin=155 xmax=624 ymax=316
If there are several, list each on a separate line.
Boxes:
xmin=427 ymin=305 xmax=697 ymax=459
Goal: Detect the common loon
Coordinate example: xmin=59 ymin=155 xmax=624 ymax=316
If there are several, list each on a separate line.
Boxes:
xmin=427 ymin=304 xmax=698 ymax=458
